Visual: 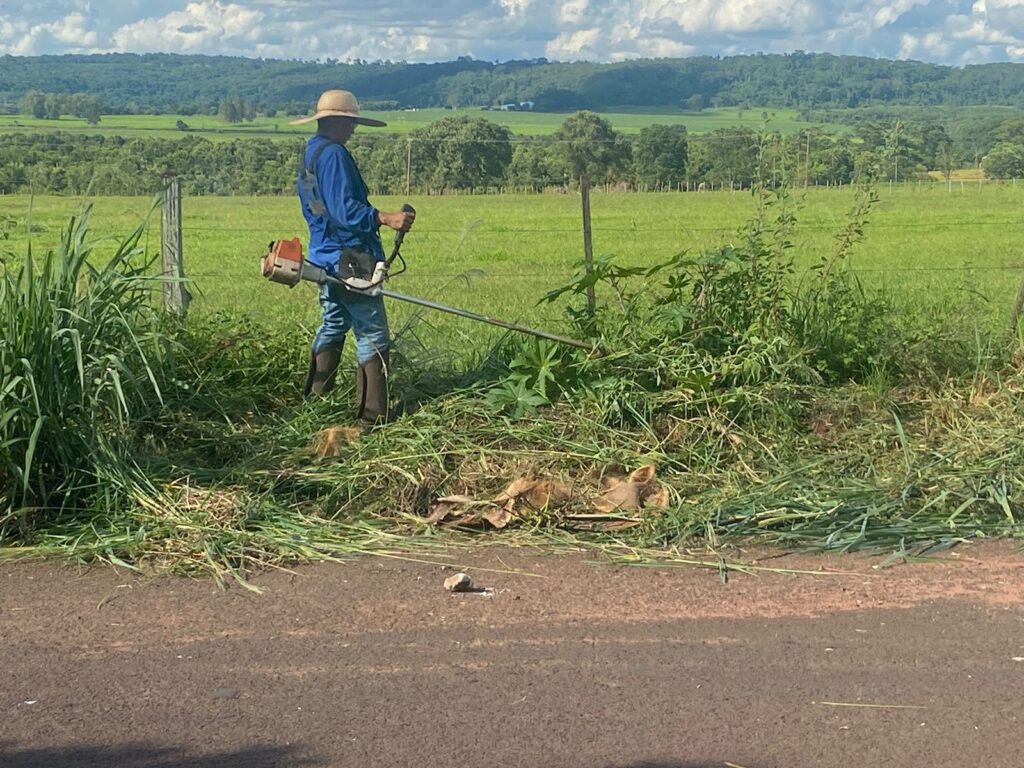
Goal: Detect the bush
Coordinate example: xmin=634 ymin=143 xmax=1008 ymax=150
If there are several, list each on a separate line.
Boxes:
xmin=514 ymin=182 xmax=922 ymax=427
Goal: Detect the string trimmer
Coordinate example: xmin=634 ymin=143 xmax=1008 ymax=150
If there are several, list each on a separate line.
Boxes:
xmin=260 ymin=204 xmax=600 ymax=353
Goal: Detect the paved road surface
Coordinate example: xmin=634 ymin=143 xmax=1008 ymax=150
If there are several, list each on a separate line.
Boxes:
xmin=2 ymin=544 xmax=1023 ymax=767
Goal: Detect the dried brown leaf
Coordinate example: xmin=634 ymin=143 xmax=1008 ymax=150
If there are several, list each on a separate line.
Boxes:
xmin=425 ymin=495 xmax=477 ymax=525
xmin=644 ymin=485 xmax=671 ymax=509
xmin=628 ymin=465 xmax=657 ymax=485
xmin=481 ymin=507 xmax=513 ymax=529
xmin=311 ymin=426 xmax=362 ymax=458
xmin=594 ymin=480 xmax=644 ymax=512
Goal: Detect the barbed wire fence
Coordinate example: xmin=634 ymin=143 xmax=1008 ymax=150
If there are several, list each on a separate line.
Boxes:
xmin=156 ymin=171 xmax=1024 ymax=337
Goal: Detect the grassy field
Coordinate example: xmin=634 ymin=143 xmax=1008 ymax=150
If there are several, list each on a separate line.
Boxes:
xmin=3 ymin=183 xmax=1022 ymax=344
xmin=0 ymin=107 xmax=827 ymax=141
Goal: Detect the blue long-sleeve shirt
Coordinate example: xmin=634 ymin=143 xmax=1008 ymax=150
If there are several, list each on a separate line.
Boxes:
xmin=298 ymin=135 xmax=384 ymax=270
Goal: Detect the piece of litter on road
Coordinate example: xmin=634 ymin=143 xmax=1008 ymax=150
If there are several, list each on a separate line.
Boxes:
xmin=444 ymin=573 xmax=474 ymax=592
xmin=213 ymin=687 xmax=239 ymax=700
xmin=818 ymin=701 xmax=927 ymax=710
xmin=22 ymin=700 xmax=37 ymax=706
xmin=1012 ymin=657 xmax=1024 ymax=662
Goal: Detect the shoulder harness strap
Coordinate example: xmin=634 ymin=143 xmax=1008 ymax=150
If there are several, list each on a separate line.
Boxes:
xmin=299 ymin=140 xmax=339 ymax=218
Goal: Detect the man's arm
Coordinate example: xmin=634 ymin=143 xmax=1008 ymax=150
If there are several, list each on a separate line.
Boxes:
xmin=321 ymin=147 xmax=416 ymax=235
xmin=320 ymin=148 xmax=379 ymax=236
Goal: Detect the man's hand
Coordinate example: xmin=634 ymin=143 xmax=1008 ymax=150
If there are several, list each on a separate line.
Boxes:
xmin=378 ymin=209 xmax=416 ymax=232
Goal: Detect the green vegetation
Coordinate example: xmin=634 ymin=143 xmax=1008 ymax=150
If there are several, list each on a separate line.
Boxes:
xmin=7 ymin=108 xmax=1024 ymax=197
xmin=2 ymin=183 xmax=1024 ymax=582
xmin=0 ymin=106 xmax=822 ymax=140
xmin=6 ymin=52 xmax=1024 ymax=114
xmin=0 ymin=209 xmax=168 ymax=517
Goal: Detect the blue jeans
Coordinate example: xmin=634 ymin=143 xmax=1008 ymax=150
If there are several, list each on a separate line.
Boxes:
xmin=312 ymin=283 xmax=390 ymax=364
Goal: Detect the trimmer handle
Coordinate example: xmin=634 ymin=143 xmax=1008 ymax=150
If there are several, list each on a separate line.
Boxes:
xmin=387 ymin=203 xmax=416 ymax=266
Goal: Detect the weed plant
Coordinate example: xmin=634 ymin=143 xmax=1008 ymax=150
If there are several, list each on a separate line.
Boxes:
xmin=0 ymin=207 xmax=170 ymax=537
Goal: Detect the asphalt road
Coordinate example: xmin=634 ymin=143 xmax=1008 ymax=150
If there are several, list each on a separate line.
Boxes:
xmin=3 ymin=544 xmax=1023 ymax=768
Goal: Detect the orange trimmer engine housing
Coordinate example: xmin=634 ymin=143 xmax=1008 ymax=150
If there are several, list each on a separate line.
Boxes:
xmin=261 ymin=238 xmax=305 ymax=287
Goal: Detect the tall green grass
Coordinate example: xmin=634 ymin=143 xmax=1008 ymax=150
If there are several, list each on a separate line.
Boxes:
xmin=0 ymin=206 xmax=169 ymax=534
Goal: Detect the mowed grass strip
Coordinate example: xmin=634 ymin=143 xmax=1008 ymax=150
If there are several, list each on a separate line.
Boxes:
xmin=0 ymin=106 xmax=826 ymax=141
xmin=3 ymin=184 xmax=1023 ymax=348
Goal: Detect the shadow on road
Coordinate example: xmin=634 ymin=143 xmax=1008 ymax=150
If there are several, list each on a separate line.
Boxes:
xmin=0 ymin=742 xmax=319 ymax=768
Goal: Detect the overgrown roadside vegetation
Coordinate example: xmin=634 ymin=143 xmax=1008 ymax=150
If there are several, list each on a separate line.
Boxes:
xmin=2 ymin=181 xmax=1023 ymax=586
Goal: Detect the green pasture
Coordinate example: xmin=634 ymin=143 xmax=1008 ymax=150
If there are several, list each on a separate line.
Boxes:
xmin=3 ymin=183 xmax=1023 ymax=352
xmin=0 ymin=107 xmax=825 ymax=142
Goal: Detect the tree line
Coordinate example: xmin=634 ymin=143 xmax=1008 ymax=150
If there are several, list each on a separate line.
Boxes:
xmin=6 ymin=53 xmax=1024 ymax=115
xmin=4 ymin=111 xmax=1024 ymax=197
xmin=16 ymin=90 xmax=102 ymax=124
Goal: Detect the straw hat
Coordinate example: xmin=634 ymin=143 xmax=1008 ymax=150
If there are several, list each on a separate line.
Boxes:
xmin=289 ymin=89 xmax=387 ymax=127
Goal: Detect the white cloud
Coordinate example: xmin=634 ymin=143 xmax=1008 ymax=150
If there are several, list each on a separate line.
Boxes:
xmin=1 ymin=0 xmax=1024 ymax=65
xmin=0 ymin=10 xmax=98 ymax=54
xmin=112 ymin=1 xmax=263 ymax=52
xmin=899 ymin=30 xmax=952 ymax=58
xmin=500 ymin=0 xmax=536 ymax=15
xmin=546 ymin=28 xmax=602 ymax=59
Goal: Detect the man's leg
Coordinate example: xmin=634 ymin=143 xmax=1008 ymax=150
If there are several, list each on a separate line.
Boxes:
xmin=305 ymin=284 xmax=352 ymax=397
xmin=346 ymin=292 xmax=391 ymax=430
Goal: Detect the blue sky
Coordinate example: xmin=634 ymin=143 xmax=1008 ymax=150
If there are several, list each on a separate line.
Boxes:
xmin=1 ymin=0 xmax=1022 ymax=65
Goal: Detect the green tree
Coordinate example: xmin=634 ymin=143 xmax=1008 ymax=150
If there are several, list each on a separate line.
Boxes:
xmin=18 ymin=90 xmax=46 ymax=119
xmin=633 ymin=124 xmax=688 ymax=186
xmin=550 ymin=111 xmax=630 ymax=182
xmin=687 ymin=128 xmax=760 ymax=187
xmin=995 ymin=116 xmax=1024 ymax=144
xmin=218 ymin=96 xmax=242 ymax=123
xmin=982 ymin=142 xmax=1024 ymax=178
xmin=43 ymin=93 xmax=62 ymax=120
xmin=408 ymin=116 xmax=513 ymax=192
xmin=68 ymin=94 xmax=102 ymax=125
xmin=937 ymin=141 xmax=960 ymax=181
xmin=507 ymin=140 xmax=557 ymax=189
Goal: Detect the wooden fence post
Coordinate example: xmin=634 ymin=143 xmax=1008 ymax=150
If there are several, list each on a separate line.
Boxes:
xmin=161 ymin=176 xmax=191 ymax=316
xmin=580 ymin=174 xmax=596 ymax=315
xmin=1011 ymin=273 xmax=1024 ymax=338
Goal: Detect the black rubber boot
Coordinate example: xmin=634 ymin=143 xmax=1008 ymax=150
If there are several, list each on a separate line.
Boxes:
xmin=355 ymin=349 xmax=389 ymax=433
xmin=304 ymin=348 xmax=342 ymax=397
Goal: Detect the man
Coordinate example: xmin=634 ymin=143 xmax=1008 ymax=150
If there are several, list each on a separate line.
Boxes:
xmin=290 ymin=89 xmax=415 ymax=432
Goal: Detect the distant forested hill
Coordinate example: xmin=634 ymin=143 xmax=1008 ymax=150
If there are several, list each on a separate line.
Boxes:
xmin=4 ymin=52 xmax=1024 ymax=114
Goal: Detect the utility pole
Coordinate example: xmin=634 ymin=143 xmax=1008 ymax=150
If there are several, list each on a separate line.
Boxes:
xmin=892 ymin=120 xmax=902 ymax=184
xmin=805 ymin=131 xmax=811 ymax=189
xmin=405 ymin=138 xmax=412 ymax=196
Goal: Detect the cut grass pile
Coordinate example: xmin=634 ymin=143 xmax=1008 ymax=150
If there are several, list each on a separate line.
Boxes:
xmin=2 ymin=185 xmax=1024 ymax=584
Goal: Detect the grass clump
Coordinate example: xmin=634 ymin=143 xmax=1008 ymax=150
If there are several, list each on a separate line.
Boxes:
xmin=0 ymin=207 xmax=170 ymax=535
